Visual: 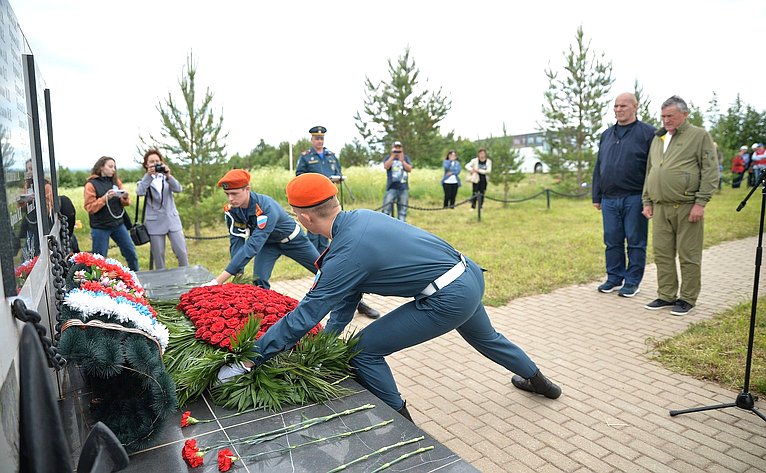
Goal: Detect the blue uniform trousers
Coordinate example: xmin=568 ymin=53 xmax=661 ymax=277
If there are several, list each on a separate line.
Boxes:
xmin=350 ymin=259 xmax=538 ymax=410
xmin=600 ymin=194 xmax=647 ymax=287
xmin=253 ymin=234 xmax=319 ymax=289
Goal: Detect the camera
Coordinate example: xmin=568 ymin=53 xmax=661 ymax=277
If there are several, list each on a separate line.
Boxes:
xmin=154 ymin=164 xmax=167 ymax=173
xmin=393 ymin=150 xmax=402 ymax=154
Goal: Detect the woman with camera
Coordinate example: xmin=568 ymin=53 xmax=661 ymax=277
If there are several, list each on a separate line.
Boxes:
xmin=136 ymin=149 xmax=188 ymax=269
xmin=84 ymin=156 xmax=139 ymax=271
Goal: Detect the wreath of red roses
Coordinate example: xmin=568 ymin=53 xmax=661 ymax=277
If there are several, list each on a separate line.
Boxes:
xmin=177 ymin=284 xmax=322 ymax=351
xmin=71 ymin=253 xmax=144 ymax=294
xmin=79 ymin=281 xmax=158 ymax=319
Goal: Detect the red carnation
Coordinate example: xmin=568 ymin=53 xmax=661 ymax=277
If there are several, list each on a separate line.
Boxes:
xmin=181 ymin=410 xmax=199 ymax=427
xmin=182 ymin=439 xmax=204 ymax=468
xmin=217 ymin=448 xmax=237 ymax=472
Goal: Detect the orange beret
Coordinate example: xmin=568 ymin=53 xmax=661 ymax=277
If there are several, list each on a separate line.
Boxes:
xmin=286 ymin=173 xmax=338 ymax=208
xmin=217 ymin=169 xmax=251 ymax=190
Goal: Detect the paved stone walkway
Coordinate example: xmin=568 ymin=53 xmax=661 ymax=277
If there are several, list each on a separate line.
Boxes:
xmin=271 ymin=237 xmax=766 ymax=472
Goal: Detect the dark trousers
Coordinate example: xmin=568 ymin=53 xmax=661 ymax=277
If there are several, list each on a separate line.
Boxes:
xmin=443 ymin=183 xmax=459 ymax=208
xmin=471 ymin=181 xmax=487 ymax=209
xmin=601 ymin=194 xmax=647 ymax=287
xmin=349 ymin=259 xmax=537 ymax=410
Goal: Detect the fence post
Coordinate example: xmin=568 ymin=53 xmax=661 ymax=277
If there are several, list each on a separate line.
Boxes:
xmin=477 ymin=193 xmax=482 ymax=222
xmin=546 ymin=189 xmax=551 ymax=210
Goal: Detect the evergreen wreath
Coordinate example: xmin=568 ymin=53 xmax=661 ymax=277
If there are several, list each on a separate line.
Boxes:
xmin=154 ymin=283 xmax=359 ymax=412
xmin=57 ymin=253 xmax=177 ymax=453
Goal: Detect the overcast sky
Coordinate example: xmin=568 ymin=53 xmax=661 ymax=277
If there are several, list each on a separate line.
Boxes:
xmin=13 ymin=0 xmax=766 ymax=169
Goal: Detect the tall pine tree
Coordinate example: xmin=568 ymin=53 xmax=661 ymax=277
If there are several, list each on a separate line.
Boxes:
xmin=538 ymin=26 xmax=614 ymax=185
xmin=354 ymin=47 xmax=451 ymax=166
xmin=140 ymin=52 xmax=227 ymax=238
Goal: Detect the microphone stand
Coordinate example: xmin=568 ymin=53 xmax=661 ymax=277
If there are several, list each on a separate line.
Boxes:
xmin=669 ymin=172 xmax=766 ymax=421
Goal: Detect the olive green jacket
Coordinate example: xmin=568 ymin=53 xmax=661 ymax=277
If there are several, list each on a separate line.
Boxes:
xmin=642 ymin=121 xmax=718 ymax=207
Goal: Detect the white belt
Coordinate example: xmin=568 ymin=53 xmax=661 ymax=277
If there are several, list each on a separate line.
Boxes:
xmin=421 ymin=254 xmax=467 ymax=296
xmin=280 ymin=224 xmax=301 ymax=244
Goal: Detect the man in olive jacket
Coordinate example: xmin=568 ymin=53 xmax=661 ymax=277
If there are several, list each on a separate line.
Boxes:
xmin=641 ymin=96 xmax=718 ymax=316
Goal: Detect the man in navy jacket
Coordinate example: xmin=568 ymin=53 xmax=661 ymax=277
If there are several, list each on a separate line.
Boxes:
xmin=592 ymin=93 xmax=656 ymax=298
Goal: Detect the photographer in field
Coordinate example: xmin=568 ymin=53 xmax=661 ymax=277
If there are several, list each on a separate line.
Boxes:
xmin=84 ymin=156 xmax=139 ymax=270
xmin=382 ymin=141 xmax=412 ymax=222
xmin=136 ymin=149 xmax=188 ymax=269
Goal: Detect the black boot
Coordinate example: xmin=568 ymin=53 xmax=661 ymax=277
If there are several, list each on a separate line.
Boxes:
xmin=511 ymin=370 xmax=561 ymax=399
xmin=397 ymin=401 xmax=414 ymax=423
xmin=356 ymin=300 xmax=380 ymax=319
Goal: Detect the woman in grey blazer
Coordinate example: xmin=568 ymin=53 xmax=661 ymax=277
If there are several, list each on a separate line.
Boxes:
xmin=136 ymin=150 xmax=189 ymax=269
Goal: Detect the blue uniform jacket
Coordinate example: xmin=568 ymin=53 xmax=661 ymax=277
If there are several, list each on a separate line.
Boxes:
xmin=252 ymin=210 xmax=466 ymax=363
xmin=295 ymin=148 xmax=341 ymax=178
xmin=592 ymin=120 xmax=656 ymax=203
xmin=225 ymin=191 xmax=301 ymax=275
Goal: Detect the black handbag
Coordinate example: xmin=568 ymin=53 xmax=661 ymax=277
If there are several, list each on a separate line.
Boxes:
xmin=129 ymin=194 xmax=151 ymax=246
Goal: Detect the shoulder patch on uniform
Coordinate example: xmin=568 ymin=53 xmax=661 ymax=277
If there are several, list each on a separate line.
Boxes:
xmin=255 ymin=203 xmax=263 ymax=216
xmin=256 ymin=214 xmax=268 ymax=229
xmin=311 ymin=270 xmax=321 ymax=290
xmin=301 ymin=150 xmax=310 ymax=156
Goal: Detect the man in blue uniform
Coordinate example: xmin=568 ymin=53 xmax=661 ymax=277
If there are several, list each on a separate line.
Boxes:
xmin=295 ymin=126 xmax=342 ymax=253
xmin=218 ymin=173 xmax=561 ymax=421
xmin=206 ymin=169 xmax=320 ymax=287
xmin=296 ymin=125 xmax=380 ymax=320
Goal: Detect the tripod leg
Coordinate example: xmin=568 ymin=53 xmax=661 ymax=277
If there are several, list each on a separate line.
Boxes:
xmin=670 ymin=402 xmax=736 ymax=417
xmin=752 ymin=407 xmax=766 ymax=422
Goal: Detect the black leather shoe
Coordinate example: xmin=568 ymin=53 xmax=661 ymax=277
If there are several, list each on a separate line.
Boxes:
xmin=511 ymin=370 xmax=561 ymax=399
xmin=356 ymin=300 xmax=380 ymax=319
xmin=397 ymin=401 xmax=414 ymax=423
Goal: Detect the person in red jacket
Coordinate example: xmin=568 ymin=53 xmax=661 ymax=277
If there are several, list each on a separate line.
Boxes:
xmin=731 ymin=146 xmax=748 ymax=188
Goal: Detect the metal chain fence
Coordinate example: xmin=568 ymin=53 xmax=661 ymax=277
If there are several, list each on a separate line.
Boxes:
xmin=114 ymin=188 xmax=591 ymax=242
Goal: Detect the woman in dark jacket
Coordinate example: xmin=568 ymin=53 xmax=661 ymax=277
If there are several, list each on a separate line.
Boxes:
xmin=83 ymin=156 xmax=139 ymax=271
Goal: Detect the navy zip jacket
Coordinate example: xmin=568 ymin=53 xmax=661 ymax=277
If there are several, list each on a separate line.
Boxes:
xmin=592 ymin=120 xmax=656 ymax=203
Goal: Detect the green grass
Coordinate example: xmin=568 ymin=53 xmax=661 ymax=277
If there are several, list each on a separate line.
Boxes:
xmin=61 ymin=168 xmax=765 ymax=396
xmin=651 ymin=298 xmax=766 ymax=396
